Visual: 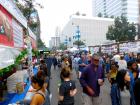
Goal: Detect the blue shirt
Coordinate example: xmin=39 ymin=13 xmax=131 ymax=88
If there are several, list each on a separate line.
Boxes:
xmin=78 ymin=58 xmax=88 ymax=72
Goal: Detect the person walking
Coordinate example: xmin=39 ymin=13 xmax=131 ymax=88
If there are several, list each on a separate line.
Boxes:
xmin=110 ymin=70 xmax=136 ymax=105
xmin=52 ymin=55 xmax=57 ymax=70
xmin=118 ymin=55 xmax=127 ymax=70
xmin=134 ymin=78 xmax=140 ymax=105
xmin=80 ymin=54 xmax=104 ymax=105
xmin=58 ymin=68 xmax=77 ymax=105
xmin=61 ymin=55 xmax=71 ymax=71
xmin=73 ymin=54 xmax=80 ymax=78
xmin=107 ymin=62 xmax=118 ymax=85
xmin=45 ymin=54 xmax=53 ymax=78
xmin=78 ymin=52 xmax=88 ymax=78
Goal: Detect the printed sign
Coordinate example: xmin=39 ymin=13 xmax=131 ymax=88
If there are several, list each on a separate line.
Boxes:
xmin=0 ymin=1 xmax=27 ymax=28
xmin=0 ymin=5 xmax=13 ymax=47
xmin=12 ymin=19 xmax=23 ymax=48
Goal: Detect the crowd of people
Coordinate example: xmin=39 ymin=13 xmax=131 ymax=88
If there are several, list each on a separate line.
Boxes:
xmin=20 ymin=51 xmax=140 ymax=105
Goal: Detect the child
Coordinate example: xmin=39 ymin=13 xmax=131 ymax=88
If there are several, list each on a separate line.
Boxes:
xmin=58 ymin=69 xmax=77 ymax=105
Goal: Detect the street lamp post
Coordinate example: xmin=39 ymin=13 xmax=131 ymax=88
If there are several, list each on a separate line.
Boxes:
xmin=76 ymin=26 xmax=80 ymax=49
xmin=64 ymin=36 xmax=68 ymax=50
xmin=73 ymin=25 xmax=81 ymax=49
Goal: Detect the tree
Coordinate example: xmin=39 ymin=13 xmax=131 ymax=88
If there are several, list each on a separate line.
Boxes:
xmin=104 ymin=15 xmax=108 ymax=18
xmin=59 ymin=43 xmax=67 ymax=50
xmin=110 ymin=15 xmax=114 ymax=18
xmin=98 ymin=13 xmax=102 ymax=17
xmin=37 ymin=38 xmax=46 ymax=48
xmin=73 ymin=40 xmax=85 ymax=47
xmin=75 ymin=12 xmax=80 ymax=16
xmin=15 ymin=0 xmax=46 ymax=48
xmin=106 ymin=16 xmax=137 ymax=42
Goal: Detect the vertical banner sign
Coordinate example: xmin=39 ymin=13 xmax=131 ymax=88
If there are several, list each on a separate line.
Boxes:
xmin=12 ymin=19 xmax=23 ymax=48
xmin=30 ymin=37 xmax=37 ymax=49
xmin=0 ymin=5 xmax=13 ymax=47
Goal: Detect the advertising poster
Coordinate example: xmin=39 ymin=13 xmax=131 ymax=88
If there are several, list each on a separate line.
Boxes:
xmin=93 ymin=47 xmax=99 ymax=53
xmin=12 ymin=19 xmax=23 ymax=48
xmin=0 ymin=5 xmax=13 ymax=47
xmin=119 ymin=42 xmax=138 ymax=53
xmin=101 ymin=45 xmax=117 ymax=53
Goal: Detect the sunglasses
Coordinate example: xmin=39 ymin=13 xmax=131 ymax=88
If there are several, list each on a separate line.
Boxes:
xmin=93 ymin=59 xmax=99 ymax=62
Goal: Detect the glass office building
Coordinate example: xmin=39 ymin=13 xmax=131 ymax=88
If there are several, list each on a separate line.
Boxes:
xmin=94 ymin=0 xmax=139 ymax=23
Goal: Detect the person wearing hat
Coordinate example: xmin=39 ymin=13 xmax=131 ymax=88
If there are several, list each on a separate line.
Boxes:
xmin=61 ymin=55 xmax=70 ymax=71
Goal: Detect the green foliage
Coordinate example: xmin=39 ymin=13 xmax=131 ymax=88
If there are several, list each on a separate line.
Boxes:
xmin=0 ymin=49 xmax=28 ymax=77
xmin=37 ymin=38 xmax=46 ymax=48
xmin=32 ymin=49 xmax=39 ymax=56
xmin=16 ymin=1 xmax=33 ymax=20
xmin=106 ymin=16 xmax=137 ymax=42
xmin=15 ymin=0 xmax=38 ymax=28
xmin=75 ymin=12 xmax=80 ymax=16
xmin=110 ymin=15 xmax=114 ymax=18
xmin=73 ymin=40 xmax=85 ymax=46
xmin=104 ymin=15 xmax=108 ymax=18
xmin=98 ymin=13 xmax=102 ymax=17
xmin=59 ymin=43 xmax=67 ymax=50
xmin=15 ymin=0 xmax=44 ymax=49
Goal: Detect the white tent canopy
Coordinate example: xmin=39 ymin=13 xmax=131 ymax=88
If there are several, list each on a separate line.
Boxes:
xmin=68 ymin=47 xmax=79 ymax=52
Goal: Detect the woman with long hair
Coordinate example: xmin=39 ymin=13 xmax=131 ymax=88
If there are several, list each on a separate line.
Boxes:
xmin=110 ymin=70 xmax=136 ymax=105
xmin=30 ymin=71 xmax=47 ymax=105
xmin=107 ymin=63 xmax=118 ymax=85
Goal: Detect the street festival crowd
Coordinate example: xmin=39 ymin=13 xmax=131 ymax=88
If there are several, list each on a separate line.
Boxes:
xmin=19 ymin=51 xmax=140 ymax=105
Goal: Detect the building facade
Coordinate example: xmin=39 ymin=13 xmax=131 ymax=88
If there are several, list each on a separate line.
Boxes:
xmin=49 ymin=37 xmax=60 ymax=48
xmin=93 ymin=0 xmax=139 ymax=23
xmin=61 ymin=15 xmax=114 ymax=47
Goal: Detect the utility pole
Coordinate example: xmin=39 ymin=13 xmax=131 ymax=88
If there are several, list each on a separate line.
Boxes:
xmin=76 ymin=26 xmax=80 ymax=49
xmin=65 ymin=36 xmax=68 ymax=50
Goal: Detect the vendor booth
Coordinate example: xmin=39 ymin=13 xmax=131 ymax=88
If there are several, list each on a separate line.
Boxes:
xmin=0 ymin=1 xmax=37 ymax=104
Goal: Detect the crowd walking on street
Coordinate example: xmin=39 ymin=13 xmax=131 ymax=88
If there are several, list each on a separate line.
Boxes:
xmin=20 ymin=51 xmax=140 ymax=105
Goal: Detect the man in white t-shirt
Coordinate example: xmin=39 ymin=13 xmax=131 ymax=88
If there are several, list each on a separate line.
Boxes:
xmin=113 ymin=54 xmax=120 ymax=63
xmin=118 ymin=55 xmax=127 ymax=70
xmin=73 ymin=54 xmax=80 ymax=71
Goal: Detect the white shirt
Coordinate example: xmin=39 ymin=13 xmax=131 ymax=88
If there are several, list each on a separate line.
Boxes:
xmin=118 ymin=60 xmax=127 ymax=70
xmin=120 ymin=87 xmax=130 ymax=105
xmin=74 ymin=57 xmax=80 ymax=64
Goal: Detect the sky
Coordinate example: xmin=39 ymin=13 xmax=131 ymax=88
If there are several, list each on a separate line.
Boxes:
xmin=36 ymin=0 xmax=92 ymax=47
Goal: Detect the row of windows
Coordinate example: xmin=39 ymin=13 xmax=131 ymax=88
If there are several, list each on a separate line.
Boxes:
xmin=95 ymin=0 xmax=104 ymax=7
xmin=106 ymin=0 xmax=122 ymax=7
xmin=106 ymin=1 xmax=122 ymax=8
xmin=106 ymin=5 xmax=122 ymax=14
xmin=127 ymin=0 xmax=138 ymax=4
xmin=94 ymin=0 xmax=139 ymax=23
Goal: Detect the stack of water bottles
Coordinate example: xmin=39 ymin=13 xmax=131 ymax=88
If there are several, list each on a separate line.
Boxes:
xmin=7 ymin=70 xmax=29 ymax=94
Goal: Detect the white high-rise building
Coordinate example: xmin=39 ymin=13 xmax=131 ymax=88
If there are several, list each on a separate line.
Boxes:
xmin=61 ymin=15 xmax=114 ymax=47
xmin=49 ymin=37 xmax=60 ymax=48
xmin=93 ymin=0 xmax=139 ymax=23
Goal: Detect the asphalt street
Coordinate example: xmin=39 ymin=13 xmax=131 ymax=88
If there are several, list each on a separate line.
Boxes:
xmin=50 ymin=66 xmax=111 ymax=105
